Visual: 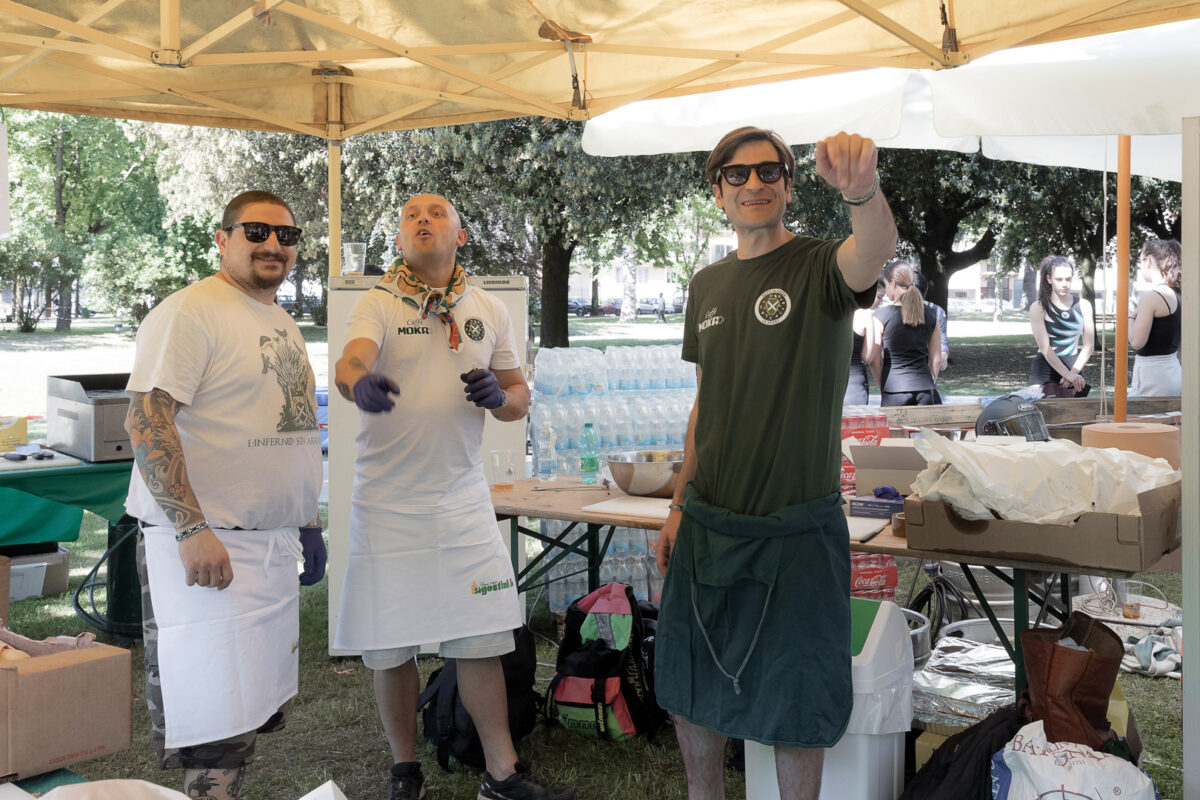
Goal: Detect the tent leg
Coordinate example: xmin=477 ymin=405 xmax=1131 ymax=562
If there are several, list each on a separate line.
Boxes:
xmin=1181 ymin=114 xmax=1199 ymax=800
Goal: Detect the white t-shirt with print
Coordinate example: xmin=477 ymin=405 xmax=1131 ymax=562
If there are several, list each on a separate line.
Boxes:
xmin=345 ymin=283 xmax=520 ymax=512
xmin=125 ymin=276 xmax=323 ymax=529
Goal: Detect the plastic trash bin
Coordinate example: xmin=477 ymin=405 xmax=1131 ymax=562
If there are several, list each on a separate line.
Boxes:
xmin=745 ymin=597 xmax=913 ymax=800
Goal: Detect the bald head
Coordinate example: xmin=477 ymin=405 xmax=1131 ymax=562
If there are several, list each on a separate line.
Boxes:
xmin=396 ymin=193 xmax=467 ymax=282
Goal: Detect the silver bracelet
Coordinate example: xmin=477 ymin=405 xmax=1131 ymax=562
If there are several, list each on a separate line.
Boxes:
xmin=668 ymin=503 xmax=684 ymax=513
xmin=842 ymin=173 xmax=880 ymax=206
xmin=175 ymin=521 xmax=210 ymax=542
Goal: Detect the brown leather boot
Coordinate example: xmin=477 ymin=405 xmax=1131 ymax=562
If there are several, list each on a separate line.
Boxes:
xmin=1020 ymin=611 xmax=1122 ymax=751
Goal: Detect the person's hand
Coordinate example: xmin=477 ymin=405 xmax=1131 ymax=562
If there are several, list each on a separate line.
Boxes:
xmin=656 ymin=513 xmax=681 ymax=577
xmin=815 ymin=132 xmax=879 ymax=200
xmin=178 ymin=530 xmax=233 ymax=590
xmin=460 ymin=368 xmax=505 ymax=409
xmin=353 ymin=373 xmax=400 ymax=413
xmin=298 ymin=524 xmax=327 ymax=586
xmin=1066 ymin=371 xmax=1086 ymax=392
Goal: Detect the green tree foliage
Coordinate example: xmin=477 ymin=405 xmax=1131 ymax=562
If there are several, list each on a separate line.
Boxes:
xmin=364 ymin=119 xmax=705 ymax=347
xmin=1 ymin=111 xmax=164 ymax=330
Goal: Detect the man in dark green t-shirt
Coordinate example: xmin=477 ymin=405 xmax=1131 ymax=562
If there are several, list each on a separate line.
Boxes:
xmin=654 ymin=127 xmax=897 ymax=800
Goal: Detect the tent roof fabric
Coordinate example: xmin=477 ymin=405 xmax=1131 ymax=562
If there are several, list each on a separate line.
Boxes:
xmin=2 ymin=1 xmax=1199 ymax=138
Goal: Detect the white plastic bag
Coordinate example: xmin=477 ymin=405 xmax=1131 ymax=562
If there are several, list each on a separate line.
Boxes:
xmin=991 ymin=720 xmax=1158 ymax=799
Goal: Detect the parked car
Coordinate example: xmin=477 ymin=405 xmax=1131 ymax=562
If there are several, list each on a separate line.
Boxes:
xmin=600 ymin=298 xmax=622 ymax=315
xmin=636 ymin=298 xmax=658 ymax=314
xmin=567 ymin=297 xmax=593 ymax=316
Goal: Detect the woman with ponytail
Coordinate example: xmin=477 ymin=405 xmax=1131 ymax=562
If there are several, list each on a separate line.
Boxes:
xmin=876 ymin=259 xmax=941 ymax=406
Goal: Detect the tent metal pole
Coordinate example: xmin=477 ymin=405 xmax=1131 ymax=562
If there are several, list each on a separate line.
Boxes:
xmin=1114 ymin=136 xmax=1131 ymax=422
xmin=1181 ymin=114 xmax=1198 ymax=800
xmin=326 ymin=77 xmax=343 ymax=280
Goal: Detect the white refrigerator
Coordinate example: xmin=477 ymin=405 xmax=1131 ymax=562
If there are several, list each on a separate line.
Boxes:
xmin=325 ymin=274 xmax=529 ymax=656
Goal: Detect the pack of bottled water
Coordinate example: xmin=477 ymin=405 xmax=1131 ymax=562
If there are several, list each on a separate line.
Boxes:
xmin=531 ymin=345 xmax=697 ymax=481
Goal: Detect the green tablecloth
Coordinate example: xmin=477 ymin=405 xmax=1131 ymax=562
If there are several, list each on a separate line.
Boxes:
xmin=0 ymin=459 xmax=131 ymax=546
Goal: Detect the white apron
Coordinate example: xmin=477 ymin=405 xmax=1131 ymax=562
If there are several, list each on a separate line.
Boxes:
xmin=333 ymin=498 xmax=522 ymax=651
xmin=143 ymin=525 xmax=302 ymax=749
xmin=1131 ymin=353 xmax=1182 ymax=397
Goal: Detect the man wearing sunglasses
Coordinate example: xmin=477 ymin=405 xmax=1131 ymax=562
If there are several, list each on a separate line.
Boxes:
xmin=124 ymin=190 xmax=324 ymax=800
xmin=654 ymin=127 xmax=897 ymax=800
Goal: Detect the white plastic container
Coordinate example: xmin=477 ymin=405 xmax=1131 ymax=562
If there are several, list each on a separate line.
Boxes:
xmin=745 ymin=599 xmax=913 ymax=800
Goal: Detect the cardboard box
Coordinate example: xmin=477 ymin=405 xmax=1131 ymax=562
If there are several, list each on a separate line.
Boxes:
xmin=849 ymin=495 xmax=905 ymax=519
xmin=7 ymin=548 xmax=69 ymax=603
xmin=0 ymin=628 xmax=131 ymax=779
xmin=852 ymin=439 xmax=927 ymax=496
xmin=0 ymin=418 xmax=26 ymax=454
xmin=904 ymin=480 xmax=1181 ymax=573
xmin=914 ymin=730 xmax=948 ymax=772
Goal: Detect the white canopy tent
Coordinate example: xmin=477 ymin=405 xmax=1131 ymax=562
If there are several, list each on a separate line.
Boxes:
xmin=2 ymin=2 xmax=1199 ymax=792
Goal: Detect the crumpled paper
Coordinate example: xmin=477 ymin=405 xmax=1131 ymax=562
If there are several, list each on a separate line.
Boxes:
xmin=910 ymin=435 xmax=1180 ymax=524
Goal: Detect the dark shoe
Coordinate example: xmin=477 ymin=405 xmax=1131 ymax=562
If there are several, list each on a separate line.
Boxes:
xmin=477 ymin=759 xmax=577 ymax=800
xmin=385 ymin=768 xmax=425 ymax=800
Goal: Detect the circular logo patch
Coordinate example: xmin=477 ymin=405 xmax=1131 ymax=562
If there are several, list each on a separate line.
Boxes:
xmin=463 ymin=318 xmax=485 ymax=341
xmin=754 ymin=289 xmax=791 ymax=326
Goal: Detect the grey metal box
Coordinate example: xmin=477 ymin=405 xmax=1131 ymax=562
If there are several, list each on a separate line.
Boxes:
xmin=46 ymin=373 xmax=133 ymax=462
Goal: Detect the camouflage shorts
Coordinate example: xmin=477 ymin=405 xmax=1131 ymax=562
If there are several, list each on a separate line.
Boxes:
xmin=137 ymin=529 xmax=289 ymax=770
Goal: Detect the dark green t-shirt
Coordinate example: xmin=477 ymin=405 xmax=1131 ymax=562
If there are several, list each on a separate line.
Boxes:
xmin=682 ymin=235 xmax=872 ymax=516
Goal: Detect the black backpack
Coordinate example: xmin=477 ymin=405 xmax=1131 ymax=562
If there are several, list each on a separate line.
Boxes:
xmin=417 ymin=625 xmax=541 ymax=772
xmin=544 ymin=582 xmax=666 ymax=740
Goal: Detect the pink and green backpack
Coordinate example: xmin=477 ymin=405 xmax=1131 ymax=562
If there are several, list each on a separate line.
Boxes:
xmin=545 ymin=582 xmax=666 ymax=740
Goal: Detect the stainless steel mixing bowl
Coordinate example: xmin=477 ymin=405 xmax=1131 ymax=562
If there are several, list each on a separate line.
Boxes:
xmin=603 ymin=450 xmax=684 ymax=498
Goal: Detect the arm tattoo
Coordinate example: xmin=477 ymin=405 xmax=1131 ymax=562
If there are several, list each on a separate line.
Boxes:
xmin=125 ymin=389 xmax=205 ymax=531
xmin=336 ymin=355 xmax=369 ymax=400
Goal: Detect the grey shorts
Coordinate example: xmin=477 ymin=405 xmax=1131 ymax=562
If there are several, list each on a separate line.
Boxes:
xmin=361 ymin=629 xmax=516 ymax=671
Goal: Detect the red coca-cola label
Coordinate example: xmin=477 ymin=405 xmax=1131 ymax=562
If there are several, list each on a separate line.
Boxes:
xmin=850 ymin=564 xmax=898 ymax=591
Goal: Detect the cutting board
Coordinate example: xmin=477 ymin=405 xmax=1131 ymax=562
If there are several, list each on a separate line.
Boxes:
xmin=0 ymin=452 xmax=81 ymax=471
xmin=581 ymin=496 xmax=671 ymax=520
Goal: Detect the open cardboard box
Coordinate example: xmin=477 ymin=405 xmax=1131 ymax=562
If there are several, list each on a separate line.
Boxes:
xmin=0 ymin=628 xmax=131 ymax=780
xmin=851 ymin=439 xmax=927 ymax=496
xmin=904 ymin=480 xmax=1181 ymax=573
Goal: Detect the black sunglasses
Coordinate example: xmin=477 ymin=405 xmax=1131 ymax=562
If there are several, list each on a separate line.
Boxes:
xmin=718 ymin=161 xmax=789 ymax=187
xmin=3 ymin=451 xmax=54 ymax=461
xmin=224 ymin=221 xmax=302 ymax=247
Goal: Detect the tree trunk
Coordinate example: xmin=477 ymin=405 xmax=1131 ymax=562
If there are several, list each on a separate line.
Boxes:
xmin=590 ymin=277 xmax=601 ymax=317
xmin=538 ymin=229 xmax=575 ymax=348
xmin=620 ymin=259 xmax=638 ymax=322
xmin=55 ymin=278 xmax=72 ymax=333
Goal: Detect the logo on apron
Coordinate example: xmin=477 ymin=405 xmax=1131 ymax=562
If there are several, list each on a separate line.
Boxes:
xmin=471 ymin=577 xmax=514 ymax=596
xmin=464 ymin=317 xmax=486 ymax=341
xmin=754 ymin=289 xmax=791 ymax=326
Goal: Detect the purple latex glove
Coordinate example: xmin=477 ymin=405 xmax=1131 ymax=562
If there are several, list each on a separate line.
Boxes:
xmin=298 ymin=525 xmax=326 ymax=586
xmin=353 ymin=373 xmax=400 ymax=413
xmin=460 ymin=368 xmax=505 ymax=409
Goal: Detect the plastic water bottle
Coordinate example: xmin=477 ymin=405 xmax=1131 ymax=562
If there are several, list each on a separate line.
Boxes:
xmin=536 ymin=423 xmax=557 ymax=482
xmin=580 ymin=422 xmax=600 ymax=484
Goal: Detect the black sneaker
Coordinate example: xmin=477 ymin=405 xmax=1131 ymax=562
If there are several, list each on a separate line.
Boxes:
xmin=385 ymin=768 xmax=425 ymax=800
xmin=477 ymin=759 xmax=578 ymax=800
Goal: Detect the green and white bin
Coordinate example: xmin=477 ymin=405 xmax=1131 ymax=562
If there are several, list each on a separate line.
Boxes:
xmin=745 ymin=597 xmax=914 ymax=800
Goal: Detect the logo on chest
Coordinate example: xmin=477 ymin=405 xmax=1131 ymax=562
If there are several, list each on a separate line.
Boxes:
xmin=463 ymin=317 xmax=485 ymax=342
xmin=697 ymin=307 xmax=725 ymax=333
xmin=754 ymin=288 xmax=791 ymax=326
xmin=397 ymin=320 xmax=432 ymax=335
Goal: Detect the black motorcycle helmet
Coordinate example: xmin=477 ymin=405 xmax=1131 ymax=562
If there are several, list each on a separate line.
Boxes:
xmin=974 ymin=394 xmax=1050 ymax=442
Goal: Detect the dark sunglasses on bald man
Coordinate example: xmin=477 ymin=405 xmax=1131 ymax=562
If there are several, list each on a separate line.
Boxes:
xmin=224 ymin=221 xmax=303 ymax=246
xmin=719 ymin=161 xmax=790 ymax=186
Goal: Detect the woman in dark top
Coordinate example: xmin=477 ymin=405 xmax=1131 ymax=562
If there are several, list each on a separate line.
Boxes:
xmin=1129 ymin=239 xmax=1182 ymax=396
xmin=875 ymin=260 xmax=940 ymax=406
xmin=1029 ymin=255 xmax=1094 ymax=397
xmin=843 ymin=307 xmax=881 ymax=405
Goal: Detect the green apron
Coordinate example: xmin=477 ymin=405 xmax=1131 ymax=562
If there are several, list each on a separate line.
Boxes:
xmin=656 ymin=483 xmax=852 ymax=747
